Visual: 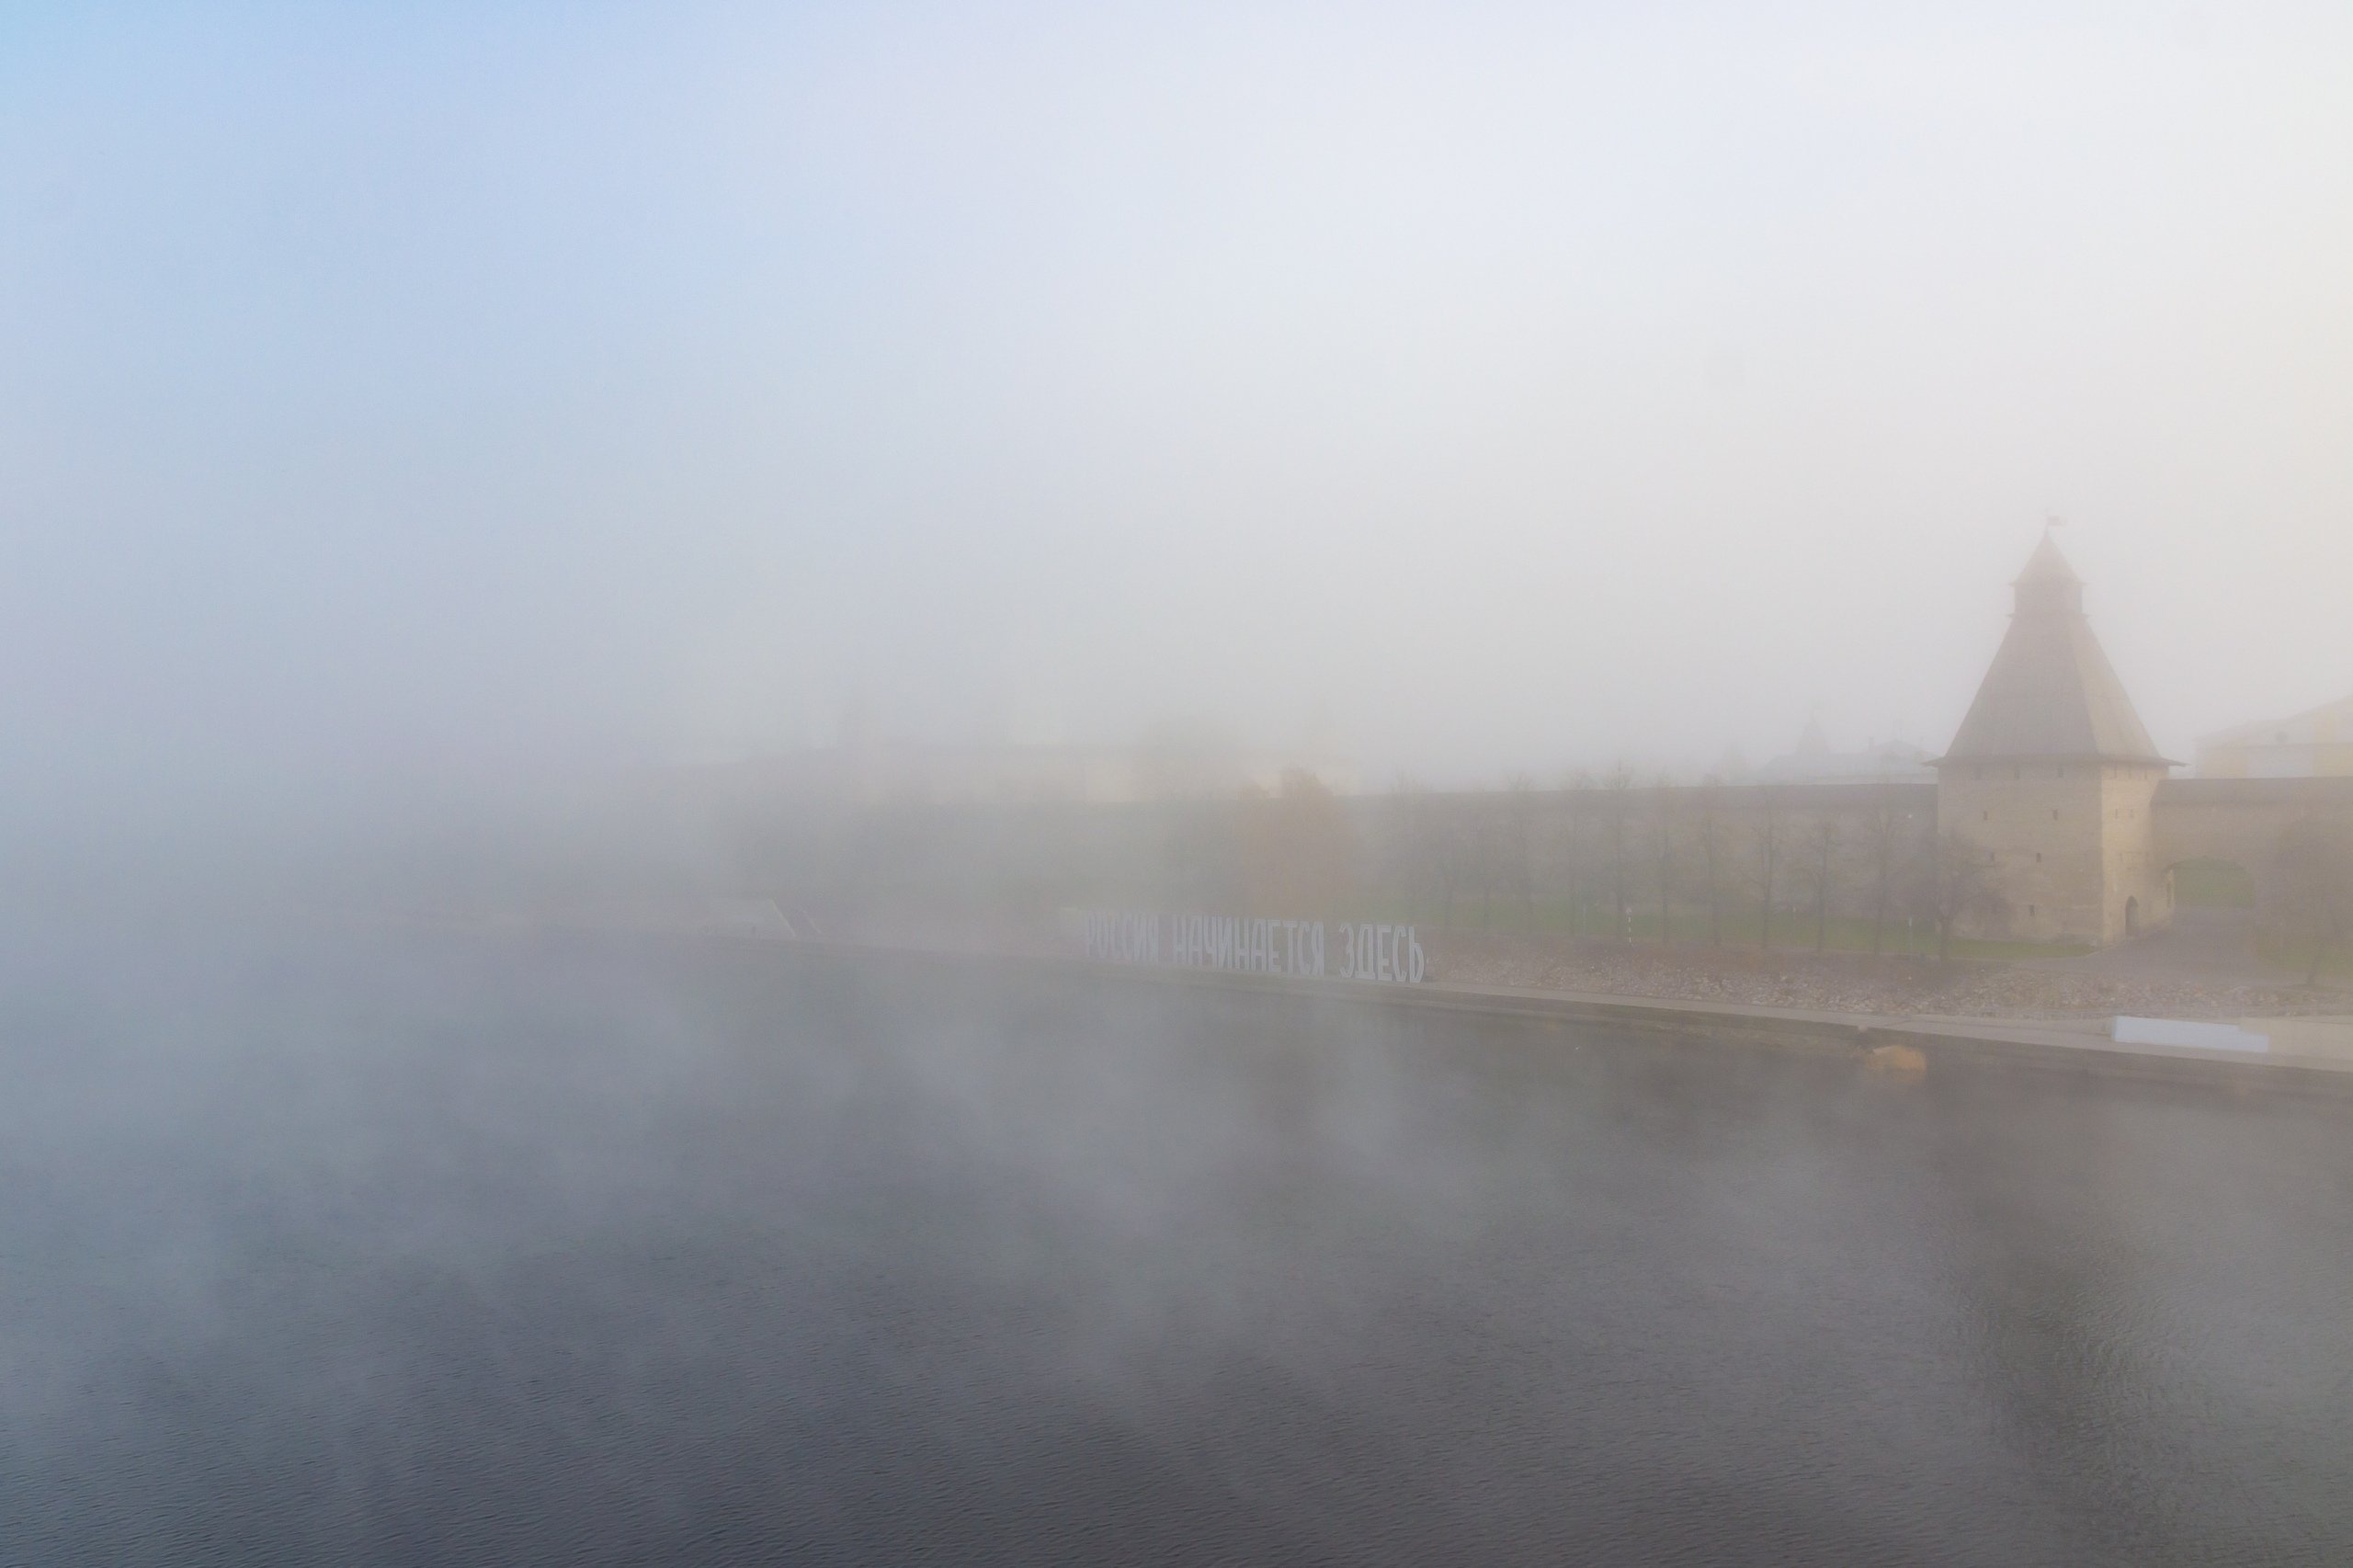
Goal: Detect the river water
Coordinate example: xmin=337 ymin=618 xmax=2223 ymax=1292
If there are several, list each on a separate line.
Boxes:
xmin=4 ymin=934 xmax=2349 ymax=1564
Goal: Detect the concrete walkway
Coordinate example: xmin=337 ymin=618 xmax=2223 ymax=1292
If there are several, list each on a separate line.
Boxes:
xmin=778 ymin=935 xmax=2353 ymax=1095
xmin=1245 ymin=969 xmax=2353 ymax=1085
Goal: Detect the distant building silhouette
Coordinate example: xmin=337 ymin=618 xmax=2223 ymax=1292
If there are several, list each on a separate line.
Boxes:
xmin=688 ymin=736 xmax=1357 ymax=807
xmin=1756 ymin=713 xmax=1933 ymax=785
xmin=2196 ymin=693 xmax=2353 ymax=778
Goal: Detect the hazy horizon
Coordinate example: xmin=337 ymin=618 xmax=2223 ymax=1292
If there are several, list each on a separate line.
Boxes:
xmin=7 ymin=4 xmax=2351 ymax=823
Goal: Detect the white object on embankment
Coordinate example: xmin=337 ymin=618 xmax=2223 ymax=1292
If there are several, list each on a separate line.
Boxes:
xmin=2112 ymin=1017 xmax=2270 ymax=1053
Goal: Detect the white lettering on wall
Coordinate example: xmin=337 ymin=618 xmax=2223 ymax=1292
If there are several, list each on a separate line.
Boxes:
xmin=1063 ymin=911 xmax=1424 ymax=984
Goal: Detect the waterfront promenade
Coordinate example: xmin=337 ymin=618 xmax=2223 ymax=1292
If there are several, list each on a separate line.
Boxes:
xmin=775 ymin=928 xmax=2353 ymax=1093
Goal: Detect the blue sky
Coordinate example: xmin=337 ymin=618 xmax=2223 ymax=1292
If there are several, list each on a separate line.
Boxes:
xmin=6 ymin=3 xmax=2350 ymax=814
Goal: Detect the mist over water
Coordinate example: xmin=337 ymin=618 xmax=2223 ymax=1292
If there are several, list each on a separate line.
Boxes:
xmin=5 ymin=929 xmax=2347 ymax=1565
xmin=8 ymin=6 xmax=2353 ymax=1562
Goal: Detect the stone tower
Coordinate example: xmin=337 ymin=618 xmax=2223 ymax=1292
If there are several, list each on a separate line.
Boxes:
xmin=1936 ymin=536 xmax=2176 ymax=946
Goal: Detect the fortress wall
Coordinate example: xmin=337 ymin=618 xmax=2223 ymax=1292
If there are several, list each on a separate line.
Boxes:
xmin=720 ymin=781 xmax=1944 ymax=926
xmin=2151 ymin=777 xmax=2353 ymax=911
xmin=712 ymin=775 xmax=2353 ymax=949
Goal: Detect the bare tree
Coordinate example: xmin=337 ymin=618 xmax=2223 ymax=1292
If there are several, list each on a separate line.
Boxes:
xmin=1559 ymin=770 xmax=1596 ymax=936
xmin=1798 ymin=812 xmax=1841 ymax=952
xmin=2270 ymin=816 xmax=2353 ymax=984
xmin=1747 ymin=787 xmax=1787 ymax=949
xmin=1650 ymin=779 xmax=1678 ymax=946
xmin=1910 ymin=829 xmax=2010 ymax=960
xmin=1382 ymin=778 xmax=1442 ymax=926
xmin=1421 ymin=795 xmax=1459 ymax=927
xmin=1494 ymin=776 xmax=1535 ymax=930
xmin=1604 ymin=764 xmax=1635 ymax=941
xmin=1858 ymin=782 xmax=1911 ymax=955
xmin=1473 ymin=801 xmax=1506 ymax=932
xmin=1163 ymin=797 xmax=1243 ymax=912
xmin=1696 ymin=778 xmax=1727 ymax=946
xmin=1235 ymin=768 xmax=1358 ymax=915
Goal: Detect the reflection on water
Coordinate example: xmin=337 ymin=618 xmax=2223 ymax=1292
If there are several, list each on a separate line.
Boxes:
xmin=3 ymin=934 xmax=2349 ymax=1565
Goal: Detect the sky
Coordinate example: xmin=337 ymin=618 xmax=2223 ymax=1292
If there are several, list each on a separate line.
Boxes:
xmin=5 ymin=1 xmax=2350 ymax=816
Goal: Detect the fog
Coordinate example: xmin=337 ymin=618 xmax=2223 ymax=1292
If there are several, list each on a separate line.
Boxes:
xmin=7 ymin=11 xmax=2353 ymax=1562
xmin=7 ymin=3 xmax=2352 ymax=844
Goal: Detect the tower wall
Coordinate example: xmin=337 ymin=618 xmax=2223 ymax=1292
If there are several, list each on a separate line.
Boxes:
xmin=1938 ymin=762 xmax=2108 ymax=943
xmin=1937 ymin=759 xmax=2169 ymax=945
xmin=1938 ymin=535 xmax=2175 ymax=948
xmin=2097 ymin=762 xmax=2167 ymax=940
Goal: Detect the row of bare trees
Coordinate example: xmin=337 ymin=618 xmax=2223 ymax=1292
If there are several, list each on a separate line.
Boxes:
xmin=1378 ymin=778 xmax=2006 ymax=959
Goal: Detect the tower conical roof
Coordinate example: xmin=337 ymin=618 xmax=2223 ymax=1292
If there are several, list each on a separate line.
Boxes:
xmin=2015 ymin=531 xmax=2078 ymax=581
xmin=1942 ymin=536 xmax=2172 ymax=765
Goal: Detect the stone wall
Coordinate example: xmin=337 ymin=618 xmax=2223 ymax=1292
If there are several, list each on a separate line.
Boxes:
xmin=713 ymin=780 xmax=1943 ymax=936
xmin=700 ymin=773 xmax=2352 ymax=949
xmin=1937 ymin=762 xmax=2109 ymax=942
xmin=2153 ymin=777 xmax=2353 ymax=910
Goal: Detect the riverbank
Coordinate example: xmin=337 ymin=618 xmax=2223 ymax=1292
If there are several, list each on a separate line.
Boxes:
xmin=1422 ymin=928 xmax=2347 ymax=1022
xmin=771 ymin=934 xmax=2353 ymax=1095
xmin=413 ymin=901 xmax=2353 ymax=1087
